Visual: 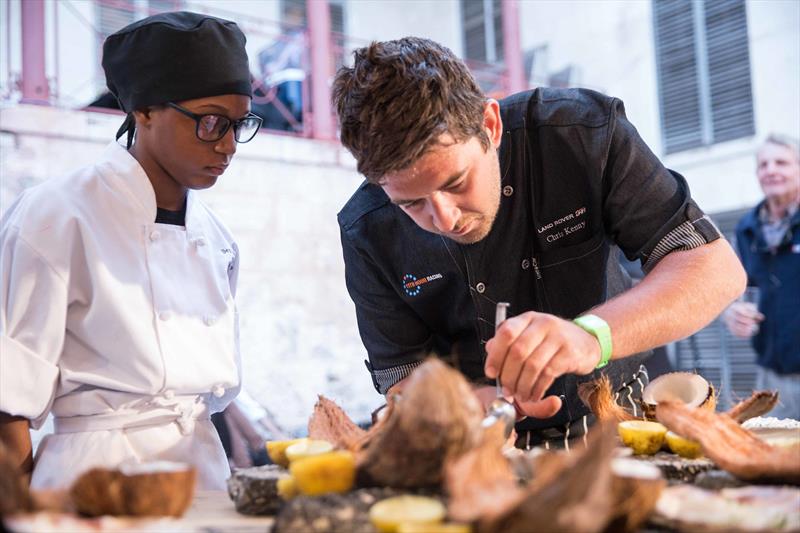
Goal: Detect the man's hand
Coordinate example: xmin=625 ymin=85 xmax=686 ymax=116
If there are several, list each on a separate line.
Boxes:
xmin=484 ymin=311 xmax=602 ymax=418
xmin=723 ymin=302 xmax=764 ymax=338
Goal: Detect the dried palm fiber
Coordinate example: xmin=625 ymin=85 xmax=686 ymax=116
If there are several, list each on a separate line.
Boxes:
xmin=578 ymin=375 xmax=635 ymax=423
xmin=726 ymin=390 xmax=779 ymax=423
xmin=308 ymin=395 xmax=369 ymax=451
xmin=656 ymin=400 xmax=800 ymax=484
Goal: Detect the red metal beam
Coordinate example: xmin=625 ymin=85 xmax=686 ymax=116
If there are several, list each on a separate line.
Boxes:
xmin=501 ymin=0 xmax=525 ymax=95
xmin=21 ymin=0 xmax=49 ymax=104
xmin=306 ymin=0 xmax=335 ymax=140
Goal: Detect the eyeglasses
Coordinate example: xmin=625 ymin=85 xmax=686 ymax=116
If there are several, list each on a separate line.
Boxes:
xmin=166 ymin=102 xmax=263 ymax=143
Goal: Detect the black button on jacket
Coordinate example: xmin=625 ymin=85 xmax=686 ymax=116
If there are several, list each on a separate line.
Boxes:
xmin=337 ymin=88 xmax=720 ymax=430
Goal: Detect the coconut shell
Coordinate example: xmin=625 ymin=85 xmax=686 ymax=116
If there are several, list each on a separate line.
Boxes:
xmin=605 ymin=459 xmax=665 ymax=533
xmin=478 ymin=422 xmax=619 ymax=533
xmin=70 ymin=465 xmax=196 ymax=517
xmin=641 ymin=373 xmax=715 ymax=420
xmin=355 ymin=359 xmax=485 ymax=488
xmin=445 ymin=422 xmax=523 ymax=524
xmin=227 ymin=465 xmax=286 ymax=515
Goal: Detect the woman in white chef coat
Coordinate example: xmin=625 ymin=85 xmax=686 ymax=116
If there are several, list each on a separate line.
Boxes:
xmin=0 ymin=11 xmax=263 ymax=490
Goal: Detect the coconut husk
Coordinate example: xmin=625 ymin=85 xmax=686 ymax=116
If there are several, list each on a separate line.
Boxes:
xmin=477 ymin=421 xmax=619 ymax=533
xmin=308 ymin=396 xmax=368 ymax=451
xmin=445 ymin=422 xmax=524 ymax=524
xmin=605 ymin=458 xmax=666 ymax=533
xmin=227 ymin=465 xmax=286 ymax=515
xmin=355 ymin=358 xmax=485 ymax=488
xmin=633 ymin=451 xmax=715 ymax=483
xmin=726 ymin=390 xmax=779 ymax=424
xmin=273 ymin=487 xmax=434 ymax=533
xmin=578 ymin=375 xmax=635 ymax=423
xmin=70 ymin=464 xmax=196 ymax=517
xmin=656 ymin=400 xmax=800 ymax=484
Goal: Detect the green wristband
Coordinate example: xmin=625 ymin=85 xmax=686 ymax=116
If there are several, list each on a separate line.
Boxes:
xmin=573 ymin=314 xmax=612 ymax=368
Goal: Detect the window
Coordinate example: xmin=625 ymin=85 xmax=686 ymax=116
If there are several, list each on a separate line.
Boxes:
xmin=97 ymin=1 xmax=136 ymax=41
xmin=672 ymin=208 xmax=757 ymax=410
xmin=461 ymin=0 xmax=503 ymax=64
xmin=653 ymin=0 xmax=755 ymax=154
xmin=281 ymin=0 xmax=345 ymax=67
xmin=96 ymin=1 xmax=184 ymax=41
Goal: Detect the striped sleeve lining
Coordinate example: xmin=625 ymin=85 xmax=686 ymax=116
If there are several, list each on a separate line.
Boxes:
xmin=643 ymin=215 xmax=721 ymax=273
xmin=371 ymin=361 xmax=424 ymax=394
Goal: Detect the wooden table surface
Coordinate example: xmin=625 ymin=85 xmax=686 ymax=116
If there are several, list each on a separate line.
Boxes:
xmin=179 ymin=490 xmax=274 ymax=532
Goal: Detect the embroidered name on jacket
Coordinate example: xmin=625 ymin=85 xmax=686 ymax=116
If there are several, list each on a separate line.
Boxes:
xmin=402 ymin=273 xmax=443 ymax=296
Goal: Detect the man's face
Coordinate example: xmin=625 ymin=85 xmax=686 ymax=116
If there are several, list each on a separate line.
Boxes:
xmin=756 ymin=142 xmax=800 ymax=200
xmin=141 ymin=94 xmax=252 ymax=190
xmin=380 ymin=102 xmax=503 ymax=244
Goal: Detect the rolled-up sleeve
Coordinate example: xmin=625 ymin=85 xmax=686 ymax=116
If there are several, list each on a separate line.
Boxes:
xmin=340 ymin=227 xmax=431 ymax=394
xmin=1 ymin=224 xmax=66 ymax=428
xmin=601 ymin=99 xmax=722 ymax=273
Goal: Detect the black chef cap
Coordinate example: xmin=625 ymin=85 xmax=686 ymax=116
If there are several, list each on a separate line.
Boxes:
xmin=102 ymin=11 xmax=252 ymax=147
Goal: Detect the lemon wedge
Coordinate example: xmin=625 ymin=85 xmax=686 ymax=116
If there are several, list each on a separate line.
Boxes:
xmin=289 ymin=450 xmax=356 ymax=496
xmin=285 ymin=439 xmax=335 ymax=463
xmin=266 ymin=438 xmax=308 ymax=468
xmin=665 ymin=431 xmax=703 ymax=459
xmin=369 ymin=495 xmax=446 ymax=533
xmin=617 ymin=420 xmax=667 ymax=455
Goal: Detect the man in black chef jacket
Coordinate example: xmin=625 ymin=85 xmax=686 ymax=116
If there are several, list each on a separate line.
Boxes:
xmin=333 ymin=37 xmax=746 ymax=446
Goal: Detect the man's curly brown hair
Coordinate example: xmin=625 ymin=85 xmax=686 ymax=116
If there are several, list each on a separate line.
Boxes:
xmin=332 ymin=37 xmax=490 ymax=184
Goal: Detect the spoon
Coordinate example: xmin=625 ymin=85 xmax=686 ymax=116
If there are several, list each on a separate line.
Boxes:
xmin=481 ymin=302 xmax=516 ymax=438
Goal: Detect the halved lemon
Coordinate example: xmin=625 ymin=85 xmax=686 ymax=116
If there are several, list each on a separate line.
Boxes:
xmin=276 ymin=475 xmax=298 ymax=500
xmin=284 ymin=439 xmax=335 ymax=463
xmin=266 ymin=438 xmax=308 ymax=468
xmin=617 ymin=420 xmax=667 ymax=455
xmin=289 ymin=450 xmax=355 ymax=495
xmin=369 ymin=495 xmax=446 ymax=533
xmin=665 ymin=431 xmax=703 ymax=459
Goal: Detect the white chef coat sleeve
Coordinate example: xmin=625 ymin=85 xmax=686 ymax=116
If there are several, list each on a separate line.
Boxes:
xmin=0 ymin=223 xmax=66 ymax=428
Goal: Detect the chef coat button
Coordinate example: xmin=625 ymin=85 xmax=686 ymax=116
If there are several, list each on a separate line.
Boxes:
xmin=212 ymin=385 xmax=225 ymax=398
xmin=194 ymin=237 xmax=206 ymax=247
xmin=521 ymin=259 xmax=531 ymax=270
xmin=475 ymin=282 xmax=486 ymax=294
xmin=159 ymin=311 xmax=172 ymax=321
xmin=149 ymin=230 xmax=161 ymax=241
xmin=502 ymin=185 xmax=514 ymax=197
xmin=163 ymin=389 xmax=175 ymax=399
xmin=203 ymin=315 xmax=217 ymax=326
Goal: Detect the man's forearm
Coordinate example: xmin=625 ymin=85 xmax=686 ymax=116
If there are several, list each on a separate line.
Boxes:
xmin=0 ymin=411 xmax=33 ymax=480
xmin=593 ymin=239 xmax=746 ymax=359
